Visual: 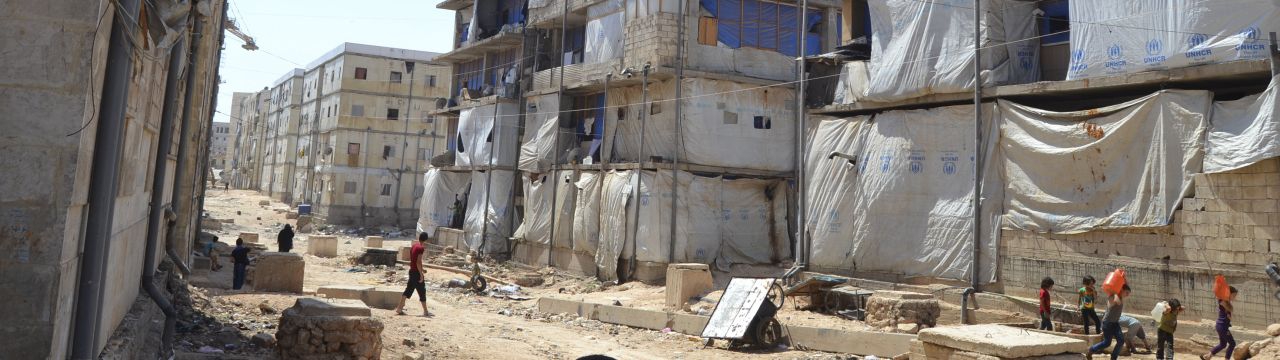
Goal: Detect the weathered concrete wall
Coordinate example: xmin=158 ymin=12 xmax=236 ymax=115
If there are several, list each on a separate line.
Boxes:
xmin=1001 ymin=158 xmax=1280 ymax=331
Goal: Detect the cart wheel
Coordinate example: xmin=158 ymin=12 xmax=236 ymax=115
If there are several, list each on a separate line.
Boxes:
xmin=470 ymin=275 xmax=488 ymax=293
xmin=823 ymin=291 xmax=842 ymax=313
xmin=754 ymin=318 xmax=783 ymax=348
xmin=767 ymin=283 xmax=785 ymax=310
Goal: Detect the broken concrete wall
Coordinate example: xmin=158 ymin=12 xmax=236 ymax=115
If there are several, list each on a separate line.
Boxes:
xmin=1001 ymin=158 xmax=1280 ymax=331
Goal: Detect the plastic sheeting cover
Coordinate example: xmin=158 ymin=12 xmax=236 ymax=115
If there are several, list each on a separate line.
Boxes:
xmin=513 ymin=171 xmax=575 ymax=248
xmin=456 ymin=103 xmax=520 ymax=167
xmin=416 ymin=169 xmax=473 ymax=236
xmin=998 ymin=90 xmax=1211 ymax=233
xmin=573 ymin=172 xmax=604 ymax=253
xmin=805 ymin=105 xmax=1000 ymax=282
xmin=519 ymin=95 xmax=575 ymax=172
xmin=863 ymin=0 xmax=1038 ymax=102
xmin=1206 ymin=75 xmax=1280 ymax=173
xmin=584 ymin=12 xmax=625 ymax=65
xmin=1066 ymin=0 xmax=1280 ymax=80
xmin=463 ymin=170 xmax=516 ymax=254
xmin=596 ymin=171 xmax=634 ymax=282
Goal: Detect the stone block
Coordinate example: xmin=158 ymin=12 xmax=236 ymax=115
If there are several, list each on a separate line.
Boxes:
xmin=595 ymin=305 xmax=668 ymax=330
xmin=866 ymin=291 xmax=941 ymax=333
xmin=240 ymin=232 xmax=260 ymax=243
xmin=307 ymin=235 xmax=338 ymax=258
xmin=917 ymin=324 xmax=1087 ymax=358
xmin=665 ymin=263 xmax=713 ymax=310
xmin=788 ymin=326 xmax=914 ymax=358
xmin=296 ymin=215 xmax=312 ymax=233
xmin=357 ymin=248 xmax=398 ymax=267
xmin=276 ymin=298 xmax=382 ymax=359
xmin=200 ymin=218 xmax=222 ymax=231
xmin=537 ymin=297 xmax=600 ymax=319
xmin=254 ymin=253 xmax=305 ymax=293
xmin=398 ymin=246 xmax=412 ymax=262
xmin=365 ymin=236 xmax=383 ymax=249
xmin=362 ymin=287 xmax=404 ymax=310
xmin=317 ymin=285 xmax=374 ymax=301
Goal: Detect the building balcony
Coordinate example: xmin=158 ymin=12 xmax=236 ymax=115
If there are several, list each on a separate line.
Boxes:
xmin=527 ymin=0 xmax=601 ymax=28
xmin=436 ymin=27 xmax=525 ymax=64
xmin=436 ymin=0 xmax=472 ymax=10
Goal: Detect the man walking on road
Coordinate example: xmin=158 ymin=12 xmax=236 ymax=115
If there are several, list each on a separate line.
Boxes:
xmin=231 ymin=238 xmax=251 ymax=290
xmin=395 ymin=232 xmax=431 ymax=317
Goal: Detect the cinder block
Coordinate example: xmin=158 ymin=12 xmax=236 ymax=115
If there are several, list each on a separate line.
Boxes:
xmin=365 ymin=236 xmax=383 ymax=249
xmin=240 ymin=232 xmax=260 ymax=243
xmin=665 ymin=263 xmax=713 ymax=310
xmin=398 ymin=246 xmax=412 ymax=262
xmin=254 ymin=252 xmax=305 ymax=293
xmin=788 ymin=326 xmax=915 ymax=358
xmin=317 ymin=285 xmax=374 ymax=300
xmin=307 ymin=235 xmax=338 ymax=257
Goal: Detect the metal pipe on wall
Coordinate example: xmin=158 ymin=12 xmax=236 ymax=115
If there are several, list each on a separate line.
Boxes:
xmin=191 ymin=0 xmax=229 ymax=260
xmin=669 ymin=0 xmax=688 ymax=264
xmin=629 ymin=63 xmax=651 ymax=280
xmin=970 ymin=0 xmax=984 ymax=290
xmin=71 ymin=0 xmax=141 ymax=357
xmin=795 ymin=0 xmax=810 ymax=268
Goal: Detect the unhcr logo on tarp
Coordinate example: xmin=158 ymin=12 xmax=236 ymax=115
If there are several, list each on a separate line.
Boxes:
xmin=1104 ymin=44 xmax=1127 ymax=73
xmin=1143 ymin=39 xmax=1167 ymax=66
xmin=1185 ymin=33 xmax=1212 ymax=60
xmin=1069 ymin=49 xmax=1088 ymax=75
xmin=1236 ymin=27 xmax=1265 ymax=58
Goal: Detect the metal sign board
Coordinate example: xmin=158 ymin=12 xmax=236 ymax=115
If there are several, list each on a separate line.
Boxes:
xmin=700 ymin=277 xmax=775 ymax=339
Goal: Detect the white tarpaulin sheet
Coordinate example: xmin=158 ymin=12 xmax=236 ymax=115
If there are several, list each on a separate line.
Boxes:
xmin=596 ymin=171 xmax=634 ymax=281
xmin=573 ymin=172 xmax=604 ymax=253
xmin=456 ymin=103 xmax=520 ymax=167
xmin=999 ymin=90 xmax=1211 ymax=233
xmin=634 ymin=170 xmax=789 ymax=270
xmin=1206 ymin=75 xmax=1280 ymax=173
xmin=513 ymin=171 xmax=576 ymax=247
xmin=805 ymin=105 xmax=1000 ymax=282
xmin=416 ymin=169 xmax=472 ymax=236
xmin=463 ymin=170 xmax=516 ymax=254
xmin=519 ymin=95 xmax=577 ymax=172
xmin=863 ymin=0 xmax=1038 ymax=102
xmin=1066 ymin=0 xmax=1280 ymax=80
xmin=584 ymin=12 xmax=624 ymax=64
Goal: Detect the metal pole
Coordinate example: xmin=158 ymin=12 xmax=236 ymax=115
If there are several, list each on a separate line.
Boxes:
xmin=71 ymin=0 xmax=139 ymax=357
xmin=795 ymin=0 xmax=809 ymax=267
xmin=602 ymin=73 xmax=612 ymax=164
xmin=1269 ymin=32 xmax=1279 ymax=77
xmin=970 ymin=0 xmax=983 ymax=290
xmin=669 ymin=0 xmax=688 ymax=264
xmin=480 ymin=104 xmax=502 ymax=254
xmin=360 ymin=127 xmax=371 ymax=228
xmin=549 ymin=0 xmax=569 ymax=266
xmin=267 ymin=106 xmax=277 ymax=199
xmin=395 ymin=62 xmax=416 ymax=227
xmin=629 ymin=64 xmax=651 ymax=280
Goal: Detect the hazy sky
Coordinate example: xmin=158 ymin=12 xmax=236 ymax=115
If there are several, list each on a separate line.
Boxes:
xmin=214 ymin=0 xmax=455 ymax=124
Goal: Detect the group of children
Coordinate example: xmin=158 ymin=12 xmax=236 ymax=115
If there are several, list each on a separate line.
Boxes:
xmin=1038 ymin=275 xmax=1239 ymax=360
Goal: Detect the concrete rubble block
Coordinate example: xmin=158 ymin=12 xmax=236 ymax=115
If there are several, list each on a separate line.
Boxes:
xmin=253 ymin=253 xmax=305 ymax=293
xmin=201 ymin=218 xmax=222 ymax=231
xmin=398 ymin=246 xmax=412 ymax=262
xmin=365 ymin=236 xmax=383 ymax=249
xmin=665 ymin=263 xmax=714 ymax=310
xmin=670 ymin=313 xmax=709 ymax=335
xmin=317 ymin=285 xmax=375 ymax=301
xmin=361 ymin=287 xmax=404 ymax=310
xmin=259 ymin=200 xmax=270 ymax=206
xmin=285 ymin=211 xmax=299 ymax=219
xmin=917 ymin=324 xmax=1087 ymax=359
xmin=275 ymin=298 xmax=382 ymax=359
xmin=866 ymin=290 xmax=941 ymax=333
xmin=595 ymin=304 xmax=669 ymax=330
xmin=357 ymin=248 xmax=399 ymax=267
xmin=307 ymin=235 xmax=338 ymax=258
xmin=788 ymin=325 xmax=914 ymax=358
xmin=296 ymin=215 xmax=312 ymax=233
xmin=537 ymin=297 xmax=600 ymax=319
xmin=240 ymin=232 xmax=260 ymax=243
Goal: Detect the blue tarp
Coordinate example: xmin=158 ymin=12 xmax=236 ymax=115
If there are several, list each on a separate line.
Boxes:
xmin=700 ymin=0 xmax=821 ymax=57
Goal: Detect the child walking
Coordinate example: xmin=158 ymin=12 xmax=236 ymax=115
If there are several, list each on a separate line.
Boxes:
xmin=1039 ymin=277 xmax=1055 ymax=330
xmin=1087 ymin=284 xmax=1130 ymax=360
xmin=1203 ymin=287 xmax=1238 ymax=359
xmin=1078 ymin=276 xmax=1101 ymax=335
xmin=1156 ymin=299 xmax=1183 ymax=360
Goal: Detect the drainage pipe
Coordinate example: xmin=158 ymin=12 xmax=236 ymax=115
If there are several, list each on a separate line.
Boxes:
xmin=70 ymin=0 xmax=141 ymax=358
xmin=140 ymin=32 xmax=191 ymax=358
xmin=961 ymin=287 xmax=977 ymax=325
xmin=628 ymin=63 xmax=651 ymax=280
xmin=969 ymin=0 xmax=984 ymax=291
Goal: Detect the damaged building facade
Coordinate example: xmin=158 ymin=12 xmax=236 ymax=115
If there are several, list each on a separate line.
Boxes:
xmin=421 ymin=0 xmax=845 ymax=281
xmin=803 ymin=0 xmax=1280 ymax=332
xmin=0 ymin=0 xmax=230 ymax=357
xmin=227 ymin=43 xmax=453 ymax=227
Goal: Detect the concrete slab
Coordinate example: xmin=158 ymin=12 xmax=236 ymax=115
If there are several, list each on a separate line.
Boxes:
xmin=240 ymin=232 xmax=259 ymax=243
xmin=307 ymin=235 xmax=338 ymax=257
xmin=917 ymin=324 xmax=1087 ymax=358
xmin=291 ymin=297 xmax=371 ymax=317
xmin=398 ymin=246 xmax=412 ymax=262
xmin=788 ymin=326 xmax=914 ymax=358
xmin=316 ymin=285 xmax=374 ymax=300
xmin=362 ymin=287 xmax=404 ymax=310
xmin=537 ymin=297 xmax=600 ymax=319
xmin=670 ymin=313 xmax=709 ymax=335
xmin=365 ymin=236 xmax=383 ymax=249
xmin=665 ymin=263 xmax=713 ymax=310
xmin=595 ymin=304 xmax=669 ymax=330
xmin=253 ymin=253 xmax=305 ymax=293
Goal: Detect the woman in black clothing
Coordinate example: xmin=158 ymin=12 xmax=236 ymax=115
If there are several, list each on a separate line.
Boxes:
xmin=277 ymin=224 xmax=294 ymax=253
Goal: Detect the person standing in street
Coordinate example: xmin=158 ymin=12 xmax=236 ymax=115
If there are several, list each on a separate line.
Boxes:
xmin=277 ymin=224 xmax=294 ymax=253
xmin=231 ymin=238 xmax=251 ymax=290
xmin=395 ymin=232 xmax=431 ymax=317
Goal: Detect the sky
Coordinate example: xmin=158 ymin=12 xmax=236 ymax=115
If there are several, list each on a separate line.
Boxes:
xmin=213 ymin=0 xmax=455 ymax=124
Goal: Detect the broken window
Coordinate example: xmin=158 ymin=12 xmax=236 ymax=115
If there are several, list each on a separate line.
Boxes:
xmin=381 ymin=184 xmax=392 ymax=196
xmin=355 ymin=67 xmax=368 ymax=80
xmin=343 ymin=181 xmax=357 ymax=194
xmin=387 ymin=108 xmax=399 ymax=120
xmin=347 ymin=142 xmax=360 ymax=155
xmin=753 ymin=116 xmax=772 ymax=129
xmin=383 ymin=145 xmax=394 ymax=158
xmin=723 ymin=111 xmax=739 ymax=124
xmin=390 ymin=71 xmax=403 ymax=83
xmin=427 ymin=75 xmax=437 ymax=87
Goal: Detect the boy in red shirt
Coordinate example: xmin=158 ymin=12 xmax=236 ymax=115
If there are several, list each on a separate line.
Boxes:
xmin=395 ymin=232 xmax=431 ymax=316
xmin=1039 ymin=277 xmax=1055 ymax=330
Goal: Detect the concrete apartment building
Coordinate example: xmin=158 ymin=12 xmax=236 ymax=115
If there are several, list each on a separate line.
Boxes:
xmin=210 ymin=121 xmax=230 ymax=170
xmin=229 ymin=43 xmax=451 ymax=227
xmin=799 ymin=0 xmax=1280 ymax=334
xmin=422 ymin=0 xmax=842 ymax=280
xmin=228 ymin=89 xmax=271 ymax=190
xmin=0 ymin=0 xmax=229 ymax=357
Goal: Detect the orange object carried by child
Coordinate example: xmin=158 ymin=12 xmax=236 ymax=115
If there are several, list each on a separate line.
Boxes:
xmin=1213 ymin=274 xmax=1231 ymax=300
xmin=1102 ymin=268 xmax=1126 ymax=295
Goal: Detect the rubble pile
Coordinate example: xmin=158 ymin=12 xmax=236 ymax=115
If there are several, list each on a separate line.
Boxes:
xmin=170 ymin=277 xmax=277 ymax=357
xmin=276 ymin=298 xmax=384 ymax=359
xmin=865 ymin=290 xmax=940 ymax=334
xmin=1237 ymin=323 xmax=1280 ymax=359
